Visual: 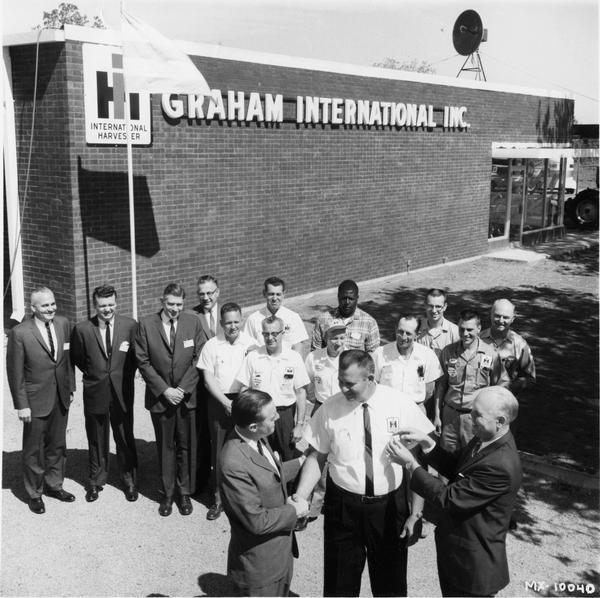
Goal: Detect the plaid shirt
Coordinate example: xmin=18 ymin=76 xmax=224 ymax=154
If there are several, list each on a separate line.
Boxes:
xmin=311 ymin=307 xmax=380 ymax=353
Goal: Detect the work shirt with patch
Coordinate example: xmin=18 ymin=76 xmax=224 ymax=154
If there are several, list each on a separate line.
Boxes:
xmin=439 ymin=339 xmax=502 ymax=409
xmin=373 ymin=341 xmax=443 ymax=404
xmin=480 ymin=328 xmax=536 ymax=392
xmin=235 ymin=346 xmax=310 ymax=408
xmin=303 ymin=384 xmax=434 ymax=495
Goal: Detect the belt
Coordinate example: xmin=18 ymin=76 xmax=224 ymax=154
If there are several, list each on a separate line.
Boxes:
xmin=276 ymin=404 xmax=295 ymax=411
xmin=444 ymin=402 xmax=471 ymax=414
xmin=332 ymin=481 xmax=395 ymax=504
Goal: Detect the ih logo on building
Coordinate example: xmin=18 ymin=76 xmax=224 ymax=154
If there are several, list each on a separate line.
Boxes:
xmin=82 ymin=43 xmax=151 ymax=145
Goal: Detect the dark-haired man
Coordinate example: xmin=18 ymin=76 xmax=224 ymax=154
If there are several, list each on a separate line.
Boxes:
xmin=135 ymin=283 xmax=205 ymax=516
xmin=7 ymin=287 xmax=75 ymax=513
xmin=296 ymin=349 xmax=434 ymax=597
xmin=197 ymin=302 xmax=257 ymax=520
xmin=311 ymin=279 xmax=380 ymax=353
xmin=244 ymin=277 xmax=308 ymax=353
xmin=220 ymin=389 xmax=308 ymax=597
xmin=71 ymin=285 xmax=139 ymax=502
xmin=435 ymin=309 xmax=503 ymax=453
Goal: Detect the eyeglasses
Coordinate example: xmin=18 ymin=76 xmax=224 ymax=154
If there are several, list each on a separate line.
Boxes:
xmin=262 ymin=331 xmax=284 ymax=337
xmin=198 ymin=290 xmax=217 ymax=298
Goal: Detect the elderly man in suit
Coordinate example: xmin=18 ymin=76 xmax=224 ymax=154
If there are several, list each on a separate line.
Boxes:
xmin=387 ymin=386 xmax=522 ymax=597
xmin=220 ymin=389 xmax=308 ymax=597
xmin=71 ymin=285 xmax=138 ymax=503
xmin=135 ymin=283 xmax=205 ymax=517
xmin=6 ymin=287 xmax=75 ymax=514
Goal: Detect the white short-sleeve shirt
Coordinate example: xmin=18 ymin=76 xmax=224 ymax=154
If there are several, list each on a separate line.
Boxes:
xmin=304 ymin=348 xmax=341 ymax=404
xmin=235 ymin=346 xmax=310 ymax=407
xmin=196 ymin=332 xmax=257 ymax=393
xmin=303 ymin=384 xmax=434 ymax=495
xmin=243 ymin=305 xmax=309 ymax=349
xmin=373 ymin=342 xmax=443 ymax=404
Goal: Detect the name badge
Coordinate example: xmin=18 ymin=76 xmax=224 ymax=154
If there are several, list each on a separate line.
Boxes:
xmin=479 ymin=354 xmax=492 ymax=369
xmin=183 ymin=339 xmax=194 ymax=348
xmin=350 ymin=331 xmax=361 ymax=340
xmin=63 ymin=342 xmax=70 ymax=350
xmin=283 ymin=367 xmax=295 ymax=379
xmin=119 ymin=341 xmax=130 ymax=352
xmin=386 ymin=417 xmax=400 ymax=434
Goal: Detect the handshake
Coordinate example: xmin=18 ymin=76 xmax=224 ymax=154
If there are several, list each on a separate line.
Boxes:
xmin=287 ymin=494 xmax=309 ymax=518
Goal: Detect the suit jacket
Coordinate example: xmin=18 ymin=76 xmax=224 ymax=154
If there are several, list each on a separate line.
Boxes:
xmin=219 ymin=431 xmax=299 ymax=588
xmin=189 ymin=304 xmax=217 ymax=340
xmin=412 ymin=431 xmax=522 ymax=596
xmin=135 ymin=311 xmax=205 ymax=412
xmin=70 ymin=315 xmax=137 ymax=414
xmin=6 ymin=315 xmax=75 ymax=417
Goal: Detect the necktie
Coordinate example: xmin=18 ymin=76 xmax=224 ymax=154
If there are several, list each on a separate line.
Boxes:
xmin=45 ymin=321 xmax=55 ymax=360
xmin=362 ymin=403 xmax=374 ymax=496
xmin=257 ymin=440 xmax=278 ymax=472
xmin=105 ymin=322 xmax=112 ymax=359
xmin=471 ymin=438 xmax=482 ymax=458
xmin=169 ymin=319 xmax=176 ymax=351
xmin=209 ymin=311 xmax=215 ymax=336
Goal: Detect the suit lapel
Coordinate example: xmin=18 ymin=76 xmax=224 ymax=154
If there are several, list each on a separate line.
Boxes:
xmin=458 ymin=432 xmax=512 ymax=473
xmin=29 ymin=318 xmax=54 ymax=359
xmin=155 ymin=312 xmax=171 ymax=353
xmin=238 ymin=437 xmax=282 ymax=480
xmin=91 ymin=316 xmax=108 ymax=360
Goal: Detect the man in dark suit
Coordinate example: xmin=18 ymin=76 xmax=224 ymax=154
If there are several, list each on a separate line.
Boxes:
xmin=71 ymin=285 xmax=138 ymax=502
xmin=386 ymin=386 xmax=522 ymax=597
xmin=135 ymin=283 xmax=205 ymax=517
xmin=220 ymin=389 xmax=308 ymax=597
xmin=189 ymin=275 xmax=218 ymax=494
xmin=6 ymin=287 xmax=76 ymax=513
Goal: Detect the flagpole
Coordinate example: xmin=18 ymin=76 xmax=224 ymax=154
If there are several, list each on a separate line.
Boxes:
xmin=121 ymin=0 xmax=138 ymax=320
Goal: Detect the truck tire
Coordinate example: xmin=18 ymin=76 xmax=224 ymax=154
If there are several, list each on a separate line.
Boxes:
xmin=565 ymin=188 xmax=599 ymax=229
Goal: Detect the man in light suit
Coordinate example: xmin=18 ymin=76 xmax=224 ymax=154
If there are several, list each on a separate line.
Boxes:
xmin=6 ymin=287 xmax=76 ymax=514
xmin=190 ymin=274 xmax=218 ymax=493
xmin=387 ymin=386 xmax=522 ymax=597
xmin=135 ymin=283 xmax=205 ymax=517
xmin=71 ymin=285 xmax=138 ymax=503
xmin=220 ymin=389 xmax=308 ymax=597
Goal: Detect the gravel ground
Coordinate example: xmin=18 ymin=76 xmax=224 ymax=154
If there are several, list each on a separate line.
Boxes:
xmin=2 ymin=247 xmax=599 ymax=597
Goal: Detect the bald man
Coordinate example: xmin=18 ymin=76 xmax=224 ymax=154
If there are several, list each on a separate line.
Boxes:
xmin=480 ymin=299 xmax=536 ymax=396
xmin=386 ymin=387 xmax=522 ymax=597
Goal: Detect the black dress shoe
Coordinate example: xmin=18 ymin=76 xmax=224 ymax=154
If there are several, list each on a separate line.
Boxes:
xmin=45 ymin=488 xmax=76 ymax=502
xmin=125 ymin=486 xmax=139 ymax=502
xmin=177 ymin=494 xmax=193 ymax=516
xmin=28 ymin=497 xmax=45 ymax=514
xmin=159 ymin=497 xmax=173 ymax=517
xmin=85 ymin=486 xmax=100 ymax=502
xmin=206 ymin=503 xmax=223 ymax=521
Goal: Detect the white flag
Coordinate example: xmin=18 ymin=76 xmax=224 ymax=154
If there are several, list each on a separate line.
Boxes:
xmin=121 ymin=9 xmax=211 ymax=95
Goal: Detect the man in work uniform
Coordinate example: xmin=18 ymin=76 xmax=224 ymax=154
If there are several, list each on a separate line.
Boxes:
xmin=236 ymin=315 xmax=310 ymax=463
xmin=417 ymin=288 xmax=460 ymax=357
xmin=480 ymin=299 xmax=536 ymax=397
xmin=435 ymin=309 xmax=504 ymax=453
xmin=374 ymin=315 xmax=443 ymax=417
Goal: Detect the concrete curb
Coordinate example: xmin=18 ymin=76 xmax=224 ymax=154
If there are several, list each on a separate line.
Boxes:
xmin=519 ymin=450 xmax=599 ymax=490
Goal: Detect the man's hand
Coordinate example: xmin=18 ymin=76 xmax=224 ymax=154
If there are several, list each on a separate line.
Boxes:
xmin=17 ymin=408 xmax=31 ymax=423
xmin=433 ymin=414 xmax=442 ymax=436
xmin=386 ymin=436 xmax=418 ymax=467
xmin=291 ymin=422 xmax=305 ymax=443
xmin=398 ymin=428 xmax=436 ymax=451
xmin=400 ymin=513 xmax=422 ymax=546
xmin=287 ymin=494 xmax=309 ymax=517
xmin=163 ymin=387 xmax=184 ymax=405
xmin=219 ymin=397 xmax=232 ymax=416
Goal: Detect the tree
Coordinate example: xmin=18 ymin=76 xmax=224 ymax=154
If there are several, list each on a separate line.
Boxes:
xmin=35 ymin=2 xmax=105 ymax=29
xmin=373 ymin=58 xmax=436 ymax=74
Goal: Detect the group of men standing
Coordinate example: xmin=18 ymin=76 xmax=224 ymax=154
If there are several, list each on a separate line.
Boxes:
xmin=7 ymin=276 xmax=535 ymax=597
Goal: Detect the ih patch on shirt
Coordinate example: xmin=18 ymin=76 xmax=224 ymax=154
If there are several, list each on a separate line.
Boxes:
xmin=386 ymin=417 xmax=401 ymax=434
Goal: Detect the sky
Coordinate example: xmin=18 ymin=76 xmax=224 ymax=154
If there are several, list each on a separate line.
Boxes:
xmin=2 ymin=0 xmax=599 ymax=122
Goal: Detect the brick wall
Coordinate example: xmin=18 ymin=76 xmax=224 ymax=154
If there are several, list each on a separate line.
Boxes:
xmin=10 ymin=40 xmax=574 ymax=322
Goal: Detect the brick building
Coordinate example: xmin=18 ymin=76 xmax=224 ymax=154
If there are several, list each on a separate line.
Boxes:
xmin=3 ymin=26 xmax=575 ymax=322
